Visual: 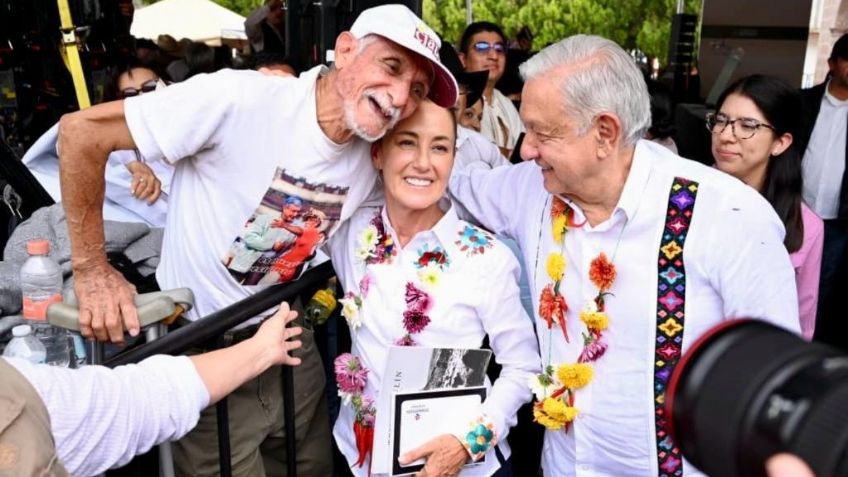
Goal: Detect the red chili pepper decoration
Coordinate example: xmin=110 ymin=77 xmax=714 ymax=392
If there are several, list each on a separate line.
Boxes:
xmin=353 ymin=420 xmax=375 ymax=472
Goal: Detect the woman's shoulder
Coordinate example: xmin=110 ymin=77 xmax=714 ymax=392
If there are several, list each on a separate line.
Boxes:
xmin=449 ymin=218 xmax=515 ymax=266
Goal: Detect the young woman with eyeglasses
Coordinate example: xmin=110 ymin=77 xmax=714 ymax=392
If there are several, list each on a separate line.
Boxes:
xmin=708 ymin=74 xmax=823 ymax=338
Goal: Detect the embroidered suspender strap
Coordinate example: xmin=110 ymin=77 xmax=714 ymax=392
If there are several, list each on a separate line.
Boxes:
xmin=654 ymin=177 xmax=699 ymax=477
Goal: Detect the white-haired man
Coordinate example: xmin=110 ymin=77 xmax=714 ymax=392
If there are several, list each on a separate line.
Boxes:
xmin=56 ymin=4 xmax=456 ymax=476
xmin=450 ymin=35 xmax=799 ymax=476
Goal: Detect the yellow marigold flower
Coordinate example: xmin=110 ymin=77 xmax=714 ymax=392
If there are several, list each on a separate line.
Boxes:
xmin=533 ymin=397 xmax=578 ymax=430
xmin=552 ymin=215 xmax=567 ymax=244
xmin=580 ymin=308 xmax=609 ymax=331
xmin=533 ymin=407 xmax=564 ymax=430
xmin=546 ymin=253 xmax=566 ymax=282
xmin=557 ymin=363 xmax=593 ymax=390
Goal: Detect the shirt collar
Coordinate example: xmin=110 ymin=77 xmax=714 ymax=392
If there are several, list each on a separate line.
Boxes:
xmin=379 ymin=197 xmax=459 ymax=251
xmin=614 ymin=140 xmax=654 ymax=222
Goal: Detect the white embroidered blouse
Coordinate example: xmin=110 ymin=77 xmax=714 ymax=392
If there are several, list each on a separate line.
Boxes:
xmin=327 ymin=201 xmax=541 ymax=476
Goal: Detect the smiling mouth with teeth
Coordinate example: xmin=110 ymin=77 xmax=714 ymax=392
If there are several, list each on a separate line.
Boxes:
xmin=405 ymin=177 xmax=433 ymax=187
xmin=369 ymin=97 xmax=392 ymax=121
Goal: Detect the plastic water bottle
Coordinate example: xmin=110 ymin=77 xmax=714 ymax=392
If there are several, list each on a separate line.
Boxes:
xmin=20 ymin=239 xmax=70 ymax=367
xmin=3 ymin=325 xmax=47 ymax=364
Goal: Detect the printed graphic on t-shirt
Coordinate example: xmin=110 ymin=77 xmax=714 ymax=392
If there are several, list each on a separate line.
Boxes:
xmin=222 ymin=167 xmax=348 ymax=286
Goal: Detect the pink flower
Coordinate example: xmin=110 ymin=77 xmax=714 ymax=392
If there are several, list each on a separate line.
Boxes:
xmin=404 ymin=282 xmax=432 ymax=312
xmin=334 ymin=353 xmax=368 ymax=394
xmin=403 ymin=310 xmax=431 ymax=334
xmin=359 ymin=274 xmax=372 ymax=299
xmin=395 ymin=334 xmax=417 ymax=346
xmin=578 ymin=337 xmax=608 ymax=363
xmin=359 ymin=395 xmax=376 ymax=426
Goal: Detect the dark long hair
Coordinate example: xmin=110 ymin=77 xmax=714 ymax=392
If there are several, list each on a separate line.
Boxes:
xmin=715 ymin=75 xmax=804 ymax=253
xmin=103 ymin=56 xmax=161 ymax=102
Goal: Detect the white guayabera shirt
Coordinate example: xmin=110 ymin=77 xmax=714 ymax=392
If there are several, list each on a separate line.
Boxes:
xmin=450 ymin=139 xmax=800 ymax=477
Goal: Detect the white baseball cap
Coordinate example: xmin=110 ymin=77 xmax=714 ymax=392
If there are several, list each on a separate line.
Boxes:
xmin=350 ymin=4 xmax=458 ymax=108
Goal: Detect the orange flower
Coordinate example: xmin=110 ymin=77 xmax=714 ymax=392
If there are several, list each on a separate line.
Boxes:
xmin=589 ymin=252 xmax=617 ymax=291
xmin=551 ymin=197 xmax=567 ymax=219
xmin=539 ymin=285 xmax=569 ymax=342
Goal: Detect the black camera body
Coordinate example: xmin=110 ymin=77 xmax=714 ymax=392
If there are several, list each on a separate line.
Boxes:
xmin=668 ymin=320 xmax=848 ymax=477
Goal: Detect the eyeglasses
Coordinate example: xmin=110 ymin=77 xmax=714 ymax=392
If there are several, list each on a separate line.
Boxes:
xmin=705 ymin=112 xmax=775 ymax=140
xmin=120 ymin=79 xmax=158 ymax=98
xmin=472 ymin=41 xmax=506 ymax=55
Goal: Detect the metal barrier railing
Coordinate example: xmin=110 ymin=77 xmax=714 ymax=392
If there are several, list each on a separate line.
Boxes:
xmin=104 ymin=261 xmax=336 ymax=477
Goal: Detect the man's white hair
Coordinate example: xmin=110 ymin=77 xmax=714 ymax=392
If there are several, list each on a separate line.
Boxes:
xmin=355 ymin=34 xmax=379 ymax=55
xmin=519 ymin=34 xmax=650 ymax=146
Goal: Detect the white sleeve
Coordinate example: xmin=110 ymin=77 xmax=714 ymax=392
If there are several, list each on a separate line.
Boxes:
xmin=706 ymin=190 xmax=801 ymax=333
xmin=123 ymin=71 xmax=250 ymax=165
xmin=13 ymin=355 xmax=210 ymax=477
xmin=452 ymin=244 xmax=540 ymax=448
xmin=478 ymin=135 xmax=510 ymax=170
xmin=448 ymin=160 xmax=539 ymax=239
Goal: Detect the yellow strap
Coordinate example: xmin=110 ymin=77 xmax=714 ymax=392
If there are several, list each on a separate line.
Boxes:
xmin=56 ymin=0 xmax=90 ymax=109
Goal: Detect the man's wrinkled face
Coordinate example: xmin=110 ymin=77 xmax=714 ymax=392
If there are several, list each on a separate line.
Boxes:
xmin=519 ymin=76 xmax=600 ymax=196
xmin=336 ymin=36 xmax=433 ymax=141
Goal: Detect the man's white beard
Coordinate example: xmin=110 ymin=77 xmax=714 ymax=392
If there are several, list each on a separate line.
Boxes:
xmin=343 ymin=91 xmax=400 ymax=142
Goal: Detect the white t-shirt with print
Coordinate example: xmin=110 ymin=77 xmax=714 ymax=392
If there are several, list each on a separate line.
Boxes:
xmin=124 ymin=66 xmax=376 ymax=320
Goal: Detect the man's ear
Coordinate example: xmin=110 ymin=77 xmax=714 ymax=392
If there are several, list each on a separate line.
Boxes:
xmin=334 ymin=32 xmax=358 ymax=70
xmin=594 ymin=113 xmax=623 ymax=159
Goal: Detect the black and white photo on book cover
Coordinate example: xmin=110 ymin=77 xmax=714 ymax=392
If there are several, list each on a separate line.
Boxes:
xmin=370 ymin=346 xmax=493 ymax=475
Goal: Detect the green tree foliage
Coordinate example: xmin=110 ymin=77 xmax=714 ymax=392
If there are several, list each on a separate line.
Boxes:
xmin=424 ymin=0 xmax=701 ymax=64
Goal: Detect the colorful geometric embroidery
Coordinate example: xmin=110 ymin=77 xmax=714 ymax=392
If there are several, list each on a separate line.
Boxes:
xmin=654 ymin=177 xmax=698 ymax=477
xmin=455 ymin=225 xmax=494 ymax=256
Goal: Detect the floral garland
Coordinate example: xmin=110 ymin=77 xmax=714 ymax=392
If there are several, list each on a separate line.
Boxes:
xmin=531 ymin=197 xmax=618 ymax=432
xmin=538 ymin=198 xmax=578 ymax=342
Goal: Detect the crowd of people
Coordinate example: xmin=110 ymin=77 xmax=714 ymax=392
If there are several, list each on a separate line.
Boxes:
xmin=1 ymin=3 xmax=846 ymax=477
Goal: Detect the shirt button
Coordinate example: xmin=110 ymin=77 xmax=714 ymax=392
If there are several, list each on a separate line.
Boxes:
xmin=578 ymin=464 xmax=591 ymax=472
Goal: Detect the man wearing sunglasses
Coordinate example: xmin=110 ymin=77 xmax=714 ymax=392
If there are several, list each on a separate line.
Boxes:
xmin=56 ymin=5 xmax=456 ymax=476
xmin=459 ymin=21 xmax=524 ymax=158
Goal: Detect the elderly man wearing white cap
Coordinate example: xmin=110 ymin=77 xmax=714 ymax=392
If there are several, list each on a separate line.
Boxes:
xmin=56 ymin=4 xmax=456 ymax=476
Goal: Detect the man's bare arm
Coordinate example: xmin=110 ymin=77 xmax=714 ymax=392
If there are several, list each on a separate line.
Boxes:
xmin=58 ymin=101 xmax=141 ymax=343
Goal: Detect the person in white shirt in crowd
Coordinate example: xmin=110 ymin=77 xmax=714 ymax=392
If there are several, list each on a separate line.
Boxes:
xmin=0 ymin=304 xmax=302 ymax=477
xmin=450 ymin=34 xmax=800 ymax=477
xmin=328 ymin=99 xmax=539 ymax=477
xmin=23 ymin=58 xmax=172 ymax=228
xmin=439 ymin=42 xmax=508 ymax=173
xmin=55 ymin=5 xmax=457 ymax=476
xmin=459 ymin=22 xmax=524 ymax=158
xmin=796 ymin=33 xmax=848 ymax=348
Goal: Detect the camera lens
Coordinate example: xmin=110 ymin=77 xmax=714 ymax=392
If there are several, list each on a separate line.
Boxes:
xmin=667 ymin=320 xmax=848 ymax=477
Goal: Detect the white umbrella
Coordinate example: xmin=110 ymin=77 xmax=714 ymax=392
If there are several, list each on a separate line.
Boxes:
xmin=130 ymin=0 xmax=247 ymax=46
